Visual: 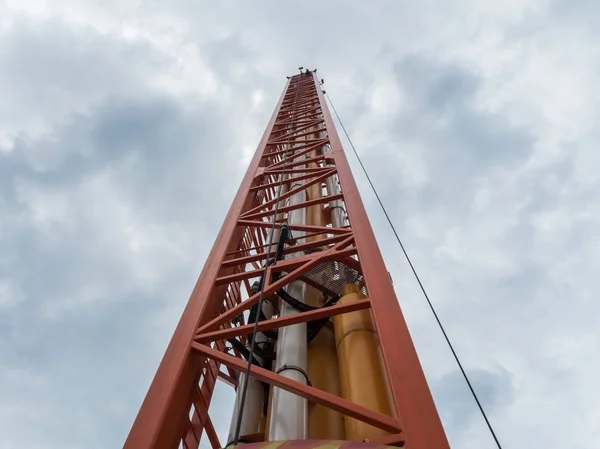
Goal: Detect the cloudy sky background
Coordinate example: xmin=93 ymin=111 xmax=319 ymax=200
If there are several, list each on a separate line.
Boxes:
xmin=1 ymin=1 xmax=599 ymax=448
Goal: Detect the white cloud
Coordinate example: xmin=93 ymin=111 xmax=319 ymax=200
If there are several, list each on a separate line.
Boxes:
xmin=1 ymin=1 xmax=599 ymax=449
xmin=0 ymin=279 xmax=23 ymax=309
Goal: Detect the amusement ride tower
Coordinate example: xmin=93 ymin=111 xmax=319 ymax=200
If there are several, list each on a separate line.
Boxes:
xmin=124 ymin=69 xmax=450 ymax=449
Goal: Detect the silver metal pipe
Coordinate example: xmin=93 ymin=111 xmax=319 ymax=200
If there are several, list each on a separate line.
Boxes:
xmin=227 ymin=174 xmax=289 ymax=442
xmin=326 ymin=174 xmax=346 ymax=228
xmin=268 ymin=153 xmax=308 ymax=440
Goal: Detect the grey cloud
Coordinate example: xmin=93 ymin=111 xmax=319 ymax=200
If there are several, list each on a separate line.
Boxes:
xmin=395 ymin=56 xmax=479 ymax=112
xmin=0 ymin=19 xmax=245 ymax=449
xmin=2 ymin=90 xmax=243 ymax=227
xmin=354 ymin=54 xmax=535 ymax=235
xmin=1 ymin=20 xmax=157 ymax=95
xmin=432 ymin=366 xmax=515 ymax=440
xmin=0 ymin=18 xmax=169 ymax=151
xmin=2 ymin=2 xmax=600 ymax=449
xmin=339 ymin=49 xmax=598 ymax=449
xmin=390 ymin=55 xmax=533 ymax=170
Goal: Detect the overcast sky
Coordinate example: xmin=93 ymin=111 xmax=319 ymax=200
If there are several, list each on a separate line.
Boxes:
xmin=1 ymin=1 xmax=599 ymax=448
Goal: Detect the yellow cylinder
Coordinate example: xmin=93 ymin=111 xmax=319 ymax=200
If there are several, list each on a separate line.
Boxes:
xmin=304 ymin=151 xmax=345 ymax=439
xmin=306 ymin=145 xmax=326 ymax=238
xmin=306 ymin=178 xmax=326 ymax=246
xmin=306 ymin=286 xmax=345 ymax=439
xmin=306 ymin=182 xmax=326 ymax=231
xmin=332 ymin=284 xmax=394 ymax=441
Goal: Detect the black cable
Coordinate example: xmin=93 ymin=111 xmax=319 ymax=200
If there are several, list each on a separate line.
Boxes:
xmin=306 ymin=296 xmax=341 ymax=342
xmin=276 ymin=288 xmax=315 ymax=312
xmin=247 ymin=304 xmax=278 ymax=340
xmin=232 ymin=77 xmax=303 ymax=444
xmin=224 ymin=438 xmax=253 ymax=448
xmin=274 ymin=224 xmax=290 ymax=264
xmin=227 ymin=338 xmax=264 ymax=367
xmin=324 ymin=91 xmax=504 ymax=449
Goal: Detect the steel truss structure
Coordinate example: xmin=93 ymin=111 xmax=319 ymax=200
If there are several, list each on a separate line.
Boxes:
xmin=124 ymin=70 xmax=450 ymax=449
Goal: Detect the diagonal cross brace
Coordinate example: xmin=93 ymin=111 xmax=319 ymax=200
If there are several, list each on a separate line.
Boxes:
xmin=195 ymin=298 xmax=371 ymax=343
xmin=191 ymin=343 xmax=404 ymax=436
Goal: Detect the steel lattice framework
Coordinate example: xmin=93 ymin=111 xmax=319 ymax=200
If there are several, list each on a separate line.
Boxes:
xmin=124 ymin=71 xmax=450 ymax=449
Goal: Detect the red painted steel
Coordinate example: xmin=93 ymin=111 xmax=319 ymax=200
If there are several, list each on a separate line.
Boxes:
xmin=313 ymin=73 xmax=450 ymax=449
xmin=191 ymin=343 xmax=403 ymax=435
xmin=123 ymin=70 xmax=449 ymax=449
xmin=194 ymin=298 xmax=372 ymax=344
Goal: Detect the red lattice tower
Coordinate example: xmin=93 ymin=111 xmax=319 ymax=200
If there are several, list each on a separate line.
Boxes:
xmin=124 ymin=70 xmax=450 ymax=449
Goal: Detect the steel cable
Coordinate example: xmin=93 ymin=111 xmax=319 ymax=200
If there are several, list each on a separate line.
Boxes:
xmin=324 ymin=90 xmax=504 ymax=449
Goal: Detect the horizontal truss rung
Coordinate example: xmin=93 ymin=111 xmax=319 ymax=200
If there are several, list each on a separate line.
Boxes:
xmin=195 ymin=298 xmax=370 ymax=343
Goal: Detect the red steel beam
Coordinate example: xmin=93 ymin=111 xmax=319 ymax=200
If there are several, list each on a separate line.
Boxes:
xmin=241 ymin=168 xmax=335 ymax=218
xmin=250 ymin=166 xmax=324 ymax=192
xmin=217 ymin=370 xmax=238 ymax=388
xmin=125 ymin=71 xmax=448 ymax=449
xmin=220 ymin=230 xmax=350 ymax=269
xmin=267 ymin=125 xmax=324 ymax=144
xmin=195 ymin=298 xmax=371 ymax=343
xmin=263 ymin=152 xmax=328 ymax=174
xmin=123 ymin=78 xmax=292 ymax=449
xmin=262 ymin=166 xmax=328 ymax=176
xmin=241 ymin=193 xmax=343 ymax=221
xmin=201 ymin=255 xmax=326 ymax=333
xmin=271 ymin=118 xmax=323 ymax=133
xmin=313 ymin=71 xmax=450 ymax=449
xmin=201 ymin=237 xmax=355 ymax=333
xmin=216 ymin=246 xmax=331 ymax=284
xmin=278 ymin=99 xmax=319 ymax=115
xmin=237 ymin=219 xmax=349 ymax=235
xmin=191 ymin=343 xmax=403 ymax=435
xmin=225 ymin=228 xmax=339 ymax=258
xmin=222 ymin=229 xmax=337 ymax=262
xmin=281 ymin=101 xmax=321 ymax=116
xmin=370 ymin=433 xmax=407 ymax=446
xmin=261 ymin=138 xmax=328 ymax=159
xmin=264 ymin=142 xmax=328 ymax=171
xmin=267 ymin=120 xmax=325 ymax=142
xmin=184 ymin=358 xmax=218 ymax=449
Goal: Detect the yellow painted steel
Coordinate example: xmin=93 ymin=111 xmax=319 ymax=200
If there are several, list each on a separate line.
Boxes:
xmin=306 ymin=151 xmax=327 ymax=247
xmin=306 ymin=182 xmax=326 ymax=242
xmin=333 ymin=284 xmax=394 ymax=441
xmin=304 ymin=141 xmax=345 ymax=439
xmin=306 ymin=286 xmax=345 ymax=439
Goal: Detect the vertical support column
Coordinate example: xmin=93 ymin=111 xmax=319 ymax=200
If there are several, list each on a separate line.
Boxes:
xmin=268 ymin=155 xmax=308 ymax=441
xmin=227 ymin=178 xmax=289 ymax=443
xmin=306 ymin=126 xmax=345 ymax=440
xmin=325 ymin=169 xmax=346 ymax=228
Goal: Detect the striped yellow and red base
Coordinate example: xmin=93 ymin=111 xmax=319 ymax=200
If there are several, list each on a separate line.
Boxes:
xmin=226 ymin=440 xmax=397 ymax=449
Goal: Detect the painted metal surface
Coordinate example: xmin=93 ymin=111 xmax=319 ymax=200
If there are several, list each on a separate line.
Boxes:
xmin=123 ymin=70 xmax=449 ymax=449
xmin=226 ymin=440 xmax=396 ymax=449
xmin=268 ymin=154 xmax=308 ymax=440
xmin=307 ymin=322 xmax=345 ymax=440
xmin=228 ymin=180 xmax=288 ymax=443
xmin=314 ymin=72 xmax=450 ymax=449
xmin=305 ymin=137 xmax=345 ymax=440
xmin=333 ymin=285 xmax=393 ymax=441
xmin=191 ymin=343 xmax=402 ymax=435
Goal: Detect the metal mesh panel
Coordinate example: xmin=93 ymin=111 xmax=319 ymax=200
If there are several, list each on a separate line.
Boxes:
xmin=283 ymin=259 xmax=366 ymax=297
